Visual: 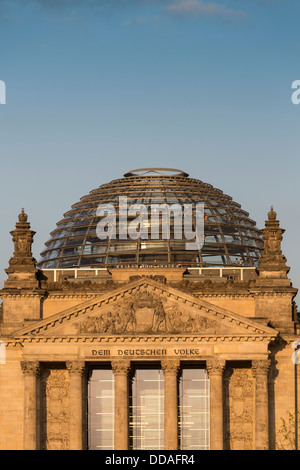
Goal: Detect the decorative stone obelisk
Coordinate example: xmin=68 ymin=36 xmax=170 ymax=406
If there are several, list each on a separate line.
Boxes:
xmin=257 ymin=206 xmax=290 ymax=283
xmin=254 ymin=207 xmax=298 ymax=330
xmin=1 ymin=209 xmax=45 ymax=325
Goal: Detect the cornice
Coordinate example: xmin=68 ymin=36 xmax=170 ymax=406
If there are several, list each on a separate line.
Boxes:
xmin=249 ymin=289 xmax=298 ymax=297
xmin=195 ymin=293 xmax=254 ymax=299
xmin=0 ymin=289 xmax=47 ymax=299
xmin=46 ymin=293 xmax=100 ymax=300
xmin=3 ymin=333 xmax=277 ymax=346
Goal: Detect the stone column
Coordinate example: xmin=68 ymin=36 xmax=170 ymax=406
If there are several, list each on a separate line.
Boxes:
xmin=206 ymin=359 xmax=226 ymax=450
xmin=66 ymin=360 xmax=86 ymax=450
xmin=112 ymin=360 xmax=131 ymax=450
xmin=21 ymin=361 xmax=40 ymax=450
xmin=161 ymin=360 xmax=180 ymax=450
xmin=252 ymin=359 xmax=270 ymax=450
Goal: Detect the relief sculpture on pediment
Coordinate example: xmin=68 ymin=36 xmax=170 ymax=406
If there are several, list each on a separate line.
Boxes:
xmin=75 ymin=291 xmax=217 ymax=335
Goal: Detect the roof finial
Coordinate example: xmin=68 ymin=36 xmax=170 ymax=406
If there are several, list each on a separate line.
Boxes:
xmin=268 ymin=205 xmax=277 ymax=222
xmin=18 ymin=208 xmax=28 ymax=223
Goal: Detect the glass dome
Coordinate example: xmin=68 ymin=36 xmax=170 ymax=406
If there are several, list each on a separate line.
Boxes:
xmin=38 ymin=168 xmax=263 ymax=269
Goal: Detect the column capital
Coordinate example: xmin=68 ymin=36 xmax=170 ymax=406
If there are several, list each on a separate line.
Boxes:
xmin=252 ymin=359 xmax=271 ymax=377
xmin=21 ymin=361 xmax=40 ymax=377
xmin=161 ymin=360 xmax=180 ymax=376
xmin=111 ymin=360 xmax=131 ymax=376
xmin=206 ymin=359 xmax=226 ymax=376
xmin=66 ymin=360 xmax=86 ymax=376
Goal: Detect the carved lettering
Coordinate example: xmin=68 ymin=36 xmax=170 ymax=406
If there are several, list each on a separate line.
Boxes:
xmin=117 ymin=348 xmax=167 ymax=356
xmin=91 ymin=349 xmax=110 ymax=356
xmin=174 ymin=348 xmax=200 ymax=355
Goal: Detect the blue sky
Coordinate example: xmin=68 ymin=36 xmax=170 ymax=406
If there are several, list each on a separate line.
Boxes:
xmin=0 ymin=0 xmax=299 ymax=292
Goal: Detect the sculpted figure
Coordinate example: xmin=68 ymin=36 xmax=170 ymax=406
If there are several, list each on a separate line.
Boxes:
xmin=124 ymin=300 xmax=137 ymax=332
xmin=77 ymin=316 xmax=103 ymax=333
xmin=164 ymin=303 xmax=182 ymax=332
xmin=185 ymin=316 xmax=196 ymax=332
xmin=267 ymin=232 xmax=281 ymax=253
xmin=101 ymin=311 xmax=117 ymax=333
xmin=116 ymin=300 xmax=137 ymax=332
xmin=151 ymin=298 xmax=166 ymax=332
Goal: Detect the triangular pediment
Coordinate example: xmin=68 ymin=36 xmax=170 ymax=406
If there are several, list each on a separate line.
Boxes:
xmin=14 ymin=277 xmax=277 ymax=340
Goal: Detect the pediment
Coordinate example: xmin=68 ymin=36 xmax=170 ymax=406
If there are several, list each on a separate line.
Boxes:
xmin=15 ymin=277 xmax=277 ymax=339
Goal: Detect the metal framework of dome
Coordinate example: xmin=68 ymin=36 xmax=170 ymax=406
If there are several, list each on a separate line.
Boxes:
xmin=38 ymin=168 xmax=263 ymax=269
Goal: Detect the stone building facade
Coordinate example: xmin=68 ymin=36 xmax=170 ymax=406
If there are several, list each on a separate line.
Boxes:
xmin=0 ymin=175 xmax=299 ymax=450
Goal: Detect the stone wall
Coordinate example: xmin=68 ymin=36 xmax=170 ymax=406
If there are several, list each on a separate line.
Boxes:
xmin=0 ymin=348 xmax=24 ymax=449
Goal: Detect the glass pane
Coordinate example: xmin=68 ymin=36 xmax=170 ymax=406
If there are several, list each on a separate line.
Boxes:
xmin=64 ymin=236 xmax=85 ymax=247
xmin=58 ymin=257 xmax=78 ymax=268
xmin=88 ymin=369 xmax=115 ymax=450
xmin=62 ymin=247 xmax=81 ymax=257
xmin=130 ymin=368 xmax=164 ymax=450
xmin=109 ymin=243 xmax=138 ymax=252
xmin=179 ymin=368 xmax=210 ymax=450
xmin=80 ymin=256 xmax=105 ymax=266
xmin=83 ymin=243 xmax=107 ymax=255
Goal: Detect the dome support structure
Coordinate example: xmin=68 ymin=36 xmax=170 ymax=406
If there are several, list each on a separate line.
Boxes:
xmin=37 ymin=169 xmax=264 ymax=270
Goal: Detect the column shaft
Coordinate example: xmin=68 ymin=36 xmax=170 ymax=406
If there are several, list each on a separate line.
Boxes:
xmin=252 ymin=360 xmax=270 ymax=450
xmin=21 ymin=361 xmax=40 ymax=450
xmin=112 ymin=361 xmax=130 ymax=450
xmin=206 ymin=359 xmax=226 ymax=450
xmin=66 ymin=361 xmax=85 ymax=450
xmin=161 ymin=360 xmax=180 ymax=450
